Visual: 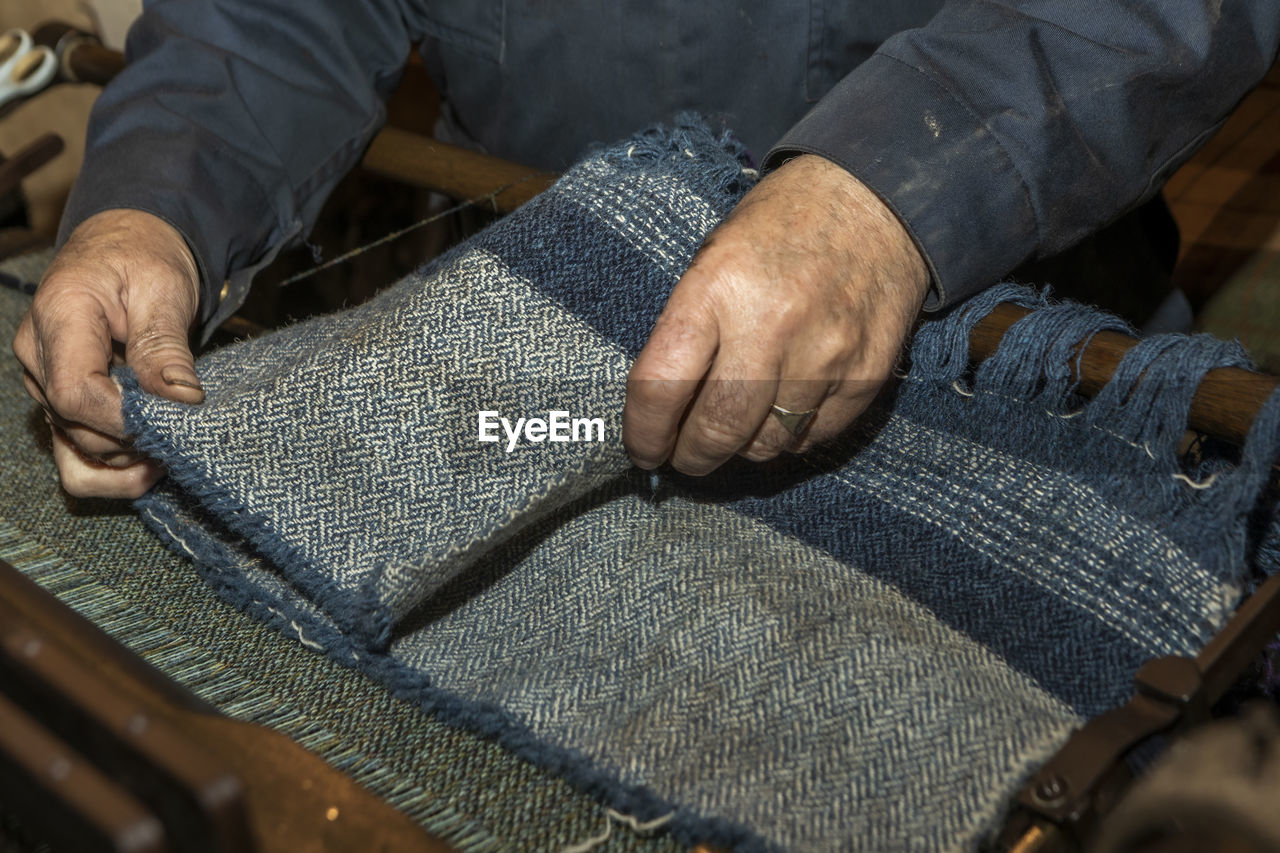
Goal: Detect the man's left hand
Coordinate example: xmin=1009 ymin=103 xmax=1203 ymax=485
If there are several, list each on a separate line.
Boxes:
xmin=624 ymin=154 xmax=930 ymax=475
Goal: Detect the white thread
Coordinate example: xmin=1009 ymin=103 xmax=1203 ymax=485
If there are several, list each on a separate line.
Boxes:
xmin=291 ymin=622 xmax=325 ymax=651
xmin=683 ymin=147 xmax=696 ymax=157
xmin=740 ymin=167 xmax=759 ymax=178
xmin=1173 ymin=471 xmax=1218 ymax=489
xmin=626 ymin=145 xmax=635 ymax=157
xmin=561 ymin=808 xmax=675 ymax=852
xmin=266 ymin=605 xmax=326 ymax=651
xmin=560 ymin=821 xmax=609 ymax=853
xmin=605 ymin=809 xmax=675 ymax=833
xmin=951 ymin=380 xmax=974 ymax=398
xmin=647 ymin=470 xmax=661 ymax=503
xmin=144 ymin=511 xmax=199 ymax=560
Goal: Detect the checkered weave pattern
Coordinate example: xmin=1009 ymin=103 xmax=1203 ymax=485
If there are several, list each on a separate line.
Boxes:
xmin=121 ymin=117 xmax=1280 ymax=851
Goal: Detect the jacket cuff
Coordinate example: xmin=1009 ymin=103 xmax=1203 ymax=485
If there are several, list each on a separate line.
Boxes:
xmin=57 ymin=145 xmax=244 ymax=333
xmin=55 ymin=120 xmax=304 ymax=342
xmin=764 ymin=52 xmax=1039 ymax=311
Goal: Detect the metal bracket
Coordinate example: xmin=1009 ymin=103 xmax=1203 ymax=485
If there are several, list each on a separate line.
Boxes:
xmin=998 ymin=572 xmax=1280 ymax=852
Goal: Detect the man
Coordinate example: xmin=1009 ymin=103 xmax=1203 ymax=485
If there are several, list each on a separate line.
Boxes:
xmin=14 ymin=0 xmax=1280 ymax=498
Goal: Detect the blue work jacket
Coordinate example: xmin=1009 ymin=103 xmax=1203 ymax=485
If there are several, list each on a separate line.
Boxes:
xmin=59 ymin=0 xmax=1280 ymax=332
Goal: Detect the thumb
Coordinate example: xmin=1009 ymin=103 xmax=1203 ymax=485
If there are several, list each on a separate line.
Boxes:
xmin=125 ymin=283 xmax=205 ymax=405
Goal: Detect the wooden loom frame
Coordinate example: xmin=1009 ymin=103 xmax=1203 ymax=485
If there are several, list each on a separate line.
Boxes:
xmin=2 ymin=24 xmax=1278 ymax=853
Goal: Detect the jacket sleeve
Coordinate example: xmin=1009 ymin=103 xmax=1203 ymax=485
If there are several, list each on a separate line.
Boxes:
xmin=59 ymin=0 xmax=428 ymax=335
xmin=766 ymin=1 xmax=1280 ymax=310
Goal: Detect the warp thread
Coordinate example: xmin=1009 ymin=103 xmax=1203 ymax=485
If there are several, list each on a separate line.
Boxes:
xmin=275 ymin=171 xmax=550 ymax=289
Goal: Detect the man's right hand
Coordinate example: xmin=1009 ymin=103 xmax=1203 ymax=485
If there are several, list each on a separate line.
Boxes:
xmin=13 ymin=209 xmax=205 ymax=499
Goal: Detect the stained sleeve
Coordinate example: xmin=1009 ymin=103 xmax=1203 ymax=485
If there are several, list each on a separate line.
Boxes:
xmin=765 ymin=1 xmax=1280 ymax=309
xmin=58 ymin=0 xmax=428 ymax=336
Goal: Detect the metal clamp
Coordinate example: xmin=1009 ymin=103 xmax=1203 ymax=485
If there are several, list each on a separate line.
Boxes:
xmin=998 ymin=573 xmax=1280 ymax=852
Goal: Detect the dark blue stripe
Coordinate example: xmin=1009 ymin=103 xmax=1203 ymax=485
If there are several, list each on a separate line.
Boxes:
xmin=486 ymin=188 xmax=687 ymax=358
xmin=489 ymin=155 xmax=1149 ymax=716
xmin=729 ymin=471 xmax=1145 ymax=717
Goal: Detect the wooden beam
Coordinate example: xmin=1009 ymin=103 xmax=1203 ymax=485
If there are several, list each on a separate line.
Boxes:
xmin=361 ymin=128 xmax=557 ymax=214
xmin=969 ymin=302 xmax=1278 ymax=445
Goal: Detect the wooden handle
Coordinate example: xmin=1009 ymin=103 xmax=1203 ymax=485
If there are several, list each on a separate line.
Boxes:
xmin=64 ymin=40 xmax=126 ymax=85
xmin=0 ymin=131 xmax=64 ymax=198
xmin=32 ymin=22 xmax=124 ymax=86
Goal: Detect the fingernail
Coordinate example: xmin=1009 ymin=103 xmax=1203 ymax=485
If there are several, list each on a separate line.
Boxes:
xmin=162 ymin=366 xmax=203 ymax=392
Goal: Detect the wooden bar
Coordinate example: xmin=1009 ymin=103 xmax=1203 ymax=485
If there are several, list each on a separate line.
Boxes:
xmin=0 ymin=693 xmax=168 ymax=853
xmin=63 ymin=40 xmax=126 ymax=85
xmin=0 ymin=133 xmax=64 ymax=199
xmin=968 ymin=302 xmax=1279 ymax=445
xmin=361 ymin=127 xmax=557 ymax=214
xmin=0 ymin=559 xmax=455 ymax=853
xmin=0 ymin=599 xmax=254 ymax=853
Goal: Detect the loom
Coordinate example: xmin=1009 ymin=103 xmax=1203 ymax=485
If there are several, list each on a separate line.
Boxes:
xmin=1 ymin=24 xmax=1279 ymax=853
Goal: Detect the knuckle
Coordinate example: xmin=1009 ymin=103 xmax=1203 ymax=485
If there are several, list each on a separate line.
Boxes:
xmin=57 ymin=470 xmax=96 ymax=498
xmin=753 ymin=426 xmax=794 ymax=455
xmin=740 ymin=440 xmax=782 ymax=463
xmin=127 ymin=321 xmax=187 ymax=361
xmin=815 ymin=324 xmax=856 ymax=357
xmin=626 ymin=373 xmax=695 ymax=410
xmin=683 ymin=419 xmax=751 ymax=459
xmin=57 ymin=458 xmax=152 ymax=500
xmin=77 ymin=431 xmax=131 ymax=459
xmin=769 ymin=292 xmax=807 ymax=324
xmin=12 ymin=326 xmax=34 ymax=369
xmin=44 ymin=378 xmax=96 ymax=423
xmin=699 ymin=378 xmax=759 ymax=424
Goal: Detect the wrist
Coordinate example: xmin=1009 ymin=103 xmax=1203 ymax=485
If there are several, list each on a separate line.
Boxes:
xmin=778 ymin=154 xmax=930 ymax=310
xmin=64 ymin=209 xmax=201 ymax=311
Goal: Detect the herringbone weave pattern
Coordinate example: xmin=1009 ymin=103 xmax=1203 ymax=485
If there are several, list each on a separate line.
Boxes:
xmin=122 ymin=118 xmax=1280 ymax=851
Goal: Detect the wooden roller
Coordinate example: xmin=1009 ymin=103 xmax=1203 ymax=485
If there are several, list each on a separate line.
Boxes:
xmin=970 ymin=303 xmax=1278 ymax=445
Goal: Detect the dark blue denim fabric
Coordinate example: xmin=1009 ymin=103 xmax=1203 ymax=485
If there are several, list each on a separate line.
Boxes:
xmin=61 ymin=0 xmax=1280 ymax=331
xmin=122 ymin=119 xmax=1280 ymax=851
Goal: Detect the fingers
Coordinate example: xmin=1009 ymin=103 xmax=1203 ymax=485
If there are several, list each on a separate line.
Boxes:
xmin=740 ymin=378 xmax=829 ymax=462
xmin=623 ymin=154 xmax=931 ymax=478
xmin=124 ymin=272 xmax=204 ymax=403
xmin=49 ymin=424 xmax=165 ymax=499
xmin=14 ymin=290 xmax=125 ymax=438
xmin=786 ymin=380 xmax=880 ymax=455
xmin=624 ymin=281 xmax=719 ymax=470
xmin=669 ymin=370 xmax=777 ymax=476
xmin=12 ymin=210 xmax=202 ymax=495
xmin=40 ymin=406 xmax=144 ymax=465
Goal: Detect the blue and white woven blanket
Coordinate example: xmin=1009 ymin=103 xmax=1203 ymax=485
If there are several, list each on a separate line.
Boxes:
xmin=122 ymin=118 xmax=1280 ymax=851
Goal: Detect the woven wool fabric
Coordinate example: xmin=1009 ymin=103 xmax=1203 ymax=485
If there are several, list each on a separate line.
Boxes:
xmin=0 ymin=282 xmax=675 ymax=853
xmin=121 ymin=118 xmax=1280 ymax=852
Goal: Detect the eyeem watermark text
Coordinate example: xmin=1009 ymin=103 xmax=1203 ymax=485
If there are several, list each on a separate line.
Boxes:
xmin=477 ymin=410 xmax=606 ymax=452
